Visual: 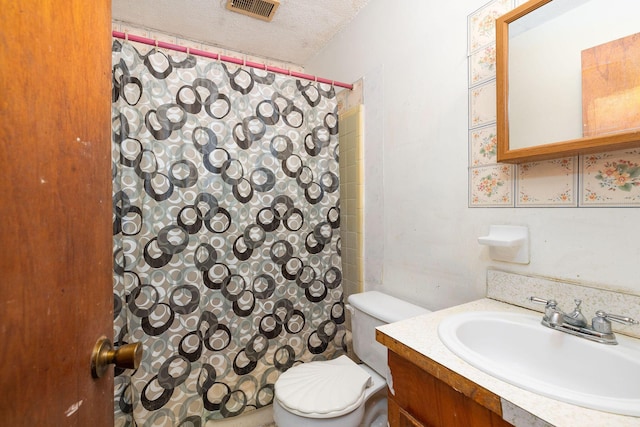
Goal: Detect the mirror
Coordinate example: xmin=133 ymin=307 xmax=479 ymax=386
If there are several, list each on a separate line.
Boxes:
xmin=496 ymin=0 xmax=640 ymax=163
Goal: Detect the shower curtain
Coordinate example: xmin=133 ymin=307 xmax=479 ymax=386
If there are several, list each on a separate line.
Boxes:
xmin=111 ymin=40 xmax=345 ymax=426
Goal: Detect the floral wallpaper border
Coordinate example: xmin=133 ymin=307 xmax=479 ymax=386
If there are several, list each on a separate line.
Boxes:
xmin=467 ymin=0 xmax=640 ymax=208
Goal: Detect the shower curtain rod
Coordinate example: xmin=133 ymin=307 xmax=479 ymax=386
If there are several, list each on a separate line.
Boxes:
xmin=112 ymin=31 xmax=353 ymax=90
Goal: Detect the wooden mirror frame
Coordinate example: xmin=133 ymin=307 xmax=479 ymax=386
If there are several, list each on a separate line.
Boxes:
xmin=496 ymin=0 xmax=640 ymax=163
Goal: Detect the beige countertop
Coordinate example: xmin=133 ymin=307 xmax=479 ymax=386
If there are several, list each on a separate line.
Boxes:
xmin=376 ymin=298 xmax=640 ymax=427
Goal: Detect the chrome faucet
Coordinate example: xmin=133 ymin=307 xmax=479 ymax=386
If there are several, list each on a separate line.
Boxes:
xmin=529 ymin=296 xmax=638 ymax=345
xmin=563 ymin=299 xmax=587 ymax=328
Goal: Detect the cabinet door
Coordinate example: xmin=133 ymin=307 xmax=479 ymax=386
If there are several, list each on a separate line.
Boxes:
xmin=388 ymin=351 xmax=513 ymax=427
xmin=389 ymin=397 xmax=427 ymax=427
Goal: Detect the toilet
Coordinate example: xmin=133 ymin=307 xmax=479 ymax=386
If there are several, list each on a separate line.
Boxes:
xmin=273 ymin=291 xmax=430 ymax=427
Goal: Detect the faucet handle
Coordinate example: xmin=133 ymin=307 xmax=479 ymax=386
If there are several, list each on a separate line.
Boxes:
xmin=529 ymin=297 xmax=560 ymax=323
xmin=529 ymin=296 xmax=557 ymax=308
xmin=592 ymin=310 xmax=639 ymax=334
xmin=596 ymin=310 xmax=638 ymax=325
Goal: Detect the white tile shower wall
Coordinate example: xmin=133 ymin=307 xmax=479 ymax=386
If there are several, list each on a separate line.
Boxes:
xmin=338 ymin=105 xmax=364 ymax=298
xmin=337 ymin=82 xmax=365 ymax=300
xmin=466 ymin=0 xmax=640 ymax=207
xmin=487 ymin=269 xmax=640 ymax=339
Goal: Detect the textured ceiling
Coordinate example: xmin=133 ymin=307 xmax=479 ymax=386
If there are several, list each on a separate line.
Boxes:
xmin=112 ymin=0 xmax=371 ymax=66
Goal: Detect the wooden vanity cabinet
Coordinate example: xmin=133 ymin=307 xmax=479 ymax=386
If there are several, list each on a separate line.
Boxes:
xmin=386 ymin=350 xmax=514 ymax=427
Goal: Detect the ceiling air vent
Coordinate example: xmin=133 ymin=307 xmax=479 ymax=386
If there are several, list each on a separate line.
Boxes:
xmin=226 ymin=0 xmax=280 ymax=22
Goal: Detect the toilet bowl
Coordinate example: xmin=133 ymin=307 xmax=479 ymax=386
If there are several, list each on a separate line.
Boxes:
xmin=273 ymin=356 xmax=387 ymax=427
xmin=273 ymin=291 xmax=430 ymax=427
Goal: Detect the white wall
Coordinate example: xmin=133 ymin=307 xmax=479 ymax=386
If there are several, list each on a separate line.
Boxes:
xmin=304 ymin=0 xmax=640 ymax=311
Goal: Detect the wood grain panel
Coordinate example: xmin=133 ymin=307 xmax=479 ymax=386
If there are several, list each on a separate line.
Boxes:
xmin=388 ymin=351 xmax=513 ymax=427
xmin=0 ymin=0 xmax=113 ymax=425
xmin=582 ymin=32 xmax=640 ymax=137
xmin=378 ymin=330 xmax=504 ymax=414
xmin=389 ymin=397 xmax=428 ymax=427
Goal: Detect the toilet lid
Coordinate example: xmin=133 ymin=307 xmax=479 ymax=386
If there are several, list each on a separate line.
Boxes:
xmin=275 ymin=355 xmax=373 ymax=419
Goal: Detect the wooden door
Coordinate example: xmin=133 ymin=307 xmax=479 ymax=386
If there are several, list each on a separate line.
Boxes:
xmin=0 ymin=1 xmax=114 ymax=425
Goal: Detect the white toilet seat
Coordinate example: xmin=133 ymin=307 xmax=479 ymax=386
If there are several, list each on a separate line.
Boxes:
xmin=274 ymin=355 xmax=373 ymax=418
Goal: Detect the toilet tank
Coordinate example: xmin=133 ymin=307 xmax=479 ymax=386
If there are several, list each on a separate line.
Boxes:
xmin=347 ymin=291 xmax=430 ymax=376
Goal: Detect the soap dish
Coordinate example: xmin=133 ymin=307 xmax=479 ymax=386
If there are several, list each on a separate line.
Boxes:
xmin=478 ymin=225 xmax=529 ymax=264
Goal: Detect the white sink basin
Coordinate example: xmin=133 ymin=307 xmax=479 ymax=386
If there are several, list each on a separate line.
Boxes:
xmin=438 ymin=311 xmax=640 ymax=416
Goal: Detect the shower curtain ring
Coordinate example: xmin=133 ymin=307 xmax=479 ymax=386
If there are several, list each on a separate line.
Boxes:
xmin=124 ymin=30 xmax=129 ymax=42
xmin=154 ymin=39 xmax=159 ymax=52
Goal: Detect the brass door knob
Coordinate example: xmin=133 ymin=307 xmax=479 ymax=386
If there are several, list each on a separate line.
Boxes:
xmin=91 ymin=336 xmax=143 ymax=378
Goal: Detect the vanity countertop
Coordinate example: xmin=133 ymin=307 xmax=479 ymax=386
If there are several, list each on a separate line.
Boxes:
xmin=376 ymin=298 xmax=640 ymax=427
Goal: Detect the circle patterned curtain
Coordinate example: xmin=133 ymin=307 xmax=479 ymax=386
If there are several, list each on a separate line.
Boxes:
xmin=112 ymin=40 xmax=345 ymax=426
